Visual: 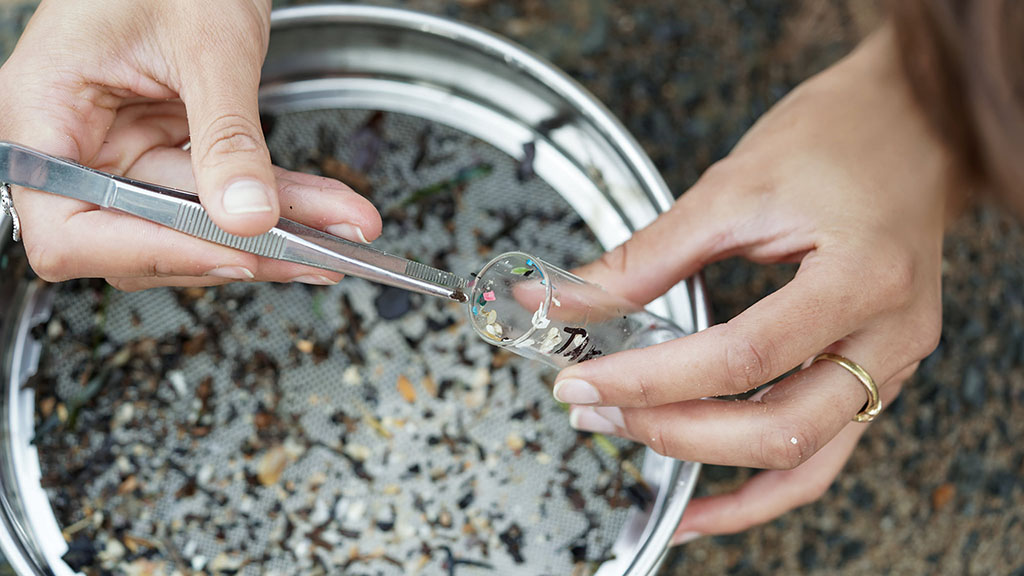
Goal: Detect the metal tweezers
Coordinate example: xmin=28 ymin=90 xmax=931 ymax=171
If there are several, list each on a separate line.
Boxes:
xmin=0 ymin=141 xmax=468 ymax=302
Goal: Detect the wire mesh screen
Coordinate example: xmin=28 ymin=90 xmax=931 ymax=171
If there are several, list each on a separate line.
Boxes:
xmin=30 ymin=110 xmax=655 ymax=576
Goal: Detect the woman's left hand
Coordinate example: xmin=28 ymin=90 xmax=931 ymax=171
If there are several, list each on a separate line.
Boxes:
xmin=553 ymin=26 xmax=957 ymax=541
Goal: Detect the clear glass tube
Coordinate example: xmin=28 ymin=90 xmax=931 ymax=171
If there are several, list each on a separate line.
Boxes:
xmin=467 ymin=251 xmax=685 ymax=369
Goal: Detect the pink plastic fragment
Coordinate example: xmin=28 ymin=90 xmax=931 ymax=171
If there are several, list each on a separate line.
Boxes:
xmin=483 ymin=291 xmax=496 ymax=302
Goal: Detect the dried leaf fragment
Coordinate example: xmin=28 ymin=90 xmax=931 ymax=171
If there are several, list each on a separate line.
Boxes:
xmin=397 ymin=374 xmax=416 ymax=403
xmin=422 ymin=374 xmax=438 ymax=398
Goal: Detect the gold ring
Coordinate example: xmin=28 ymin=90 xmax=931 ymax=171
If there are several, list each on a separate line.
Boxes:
xmin=812 ymin=353 xmax=882 ymax=422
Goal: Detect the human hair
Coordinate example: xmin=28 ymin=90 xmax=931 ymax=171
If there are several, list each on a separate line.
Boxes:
xmin=892 ymin=1 xmax=1024 ymax=204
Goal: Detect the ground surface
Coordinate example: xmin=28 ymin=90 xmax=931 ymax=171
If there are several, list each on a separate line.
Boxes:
xmin=1 ymin=1 xmax=1022 ymax=574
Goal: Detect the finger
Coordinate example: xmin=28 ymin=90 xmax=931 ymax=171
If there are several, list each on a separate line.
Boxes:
xmin=672 ymin=421 xmax=869 ymax=541
xmin=568 ymin=334 xmax=910 ymax=468
xmin=31 ymin=208 xmax=348 ymax=283
xmin=26 ymin=207 xmax=256 ymax=282
xmin=554 ymin=254 xmax=874 ymax=408
xmin=128 ymin=147 xmax=382 ymax=243
xmin=176 ymin=32 xmax=278 ymax=237
xmin=108 ymin=268 xmax=345 ymax=292
xmin=91 ymin=100 xmax=191 ymax=174
xmin=25 ymin=142 xmax=379 ymax=282
xmin=572 ymin=182 xmax=742 ymax=305
xmin=671 ymin=378 xmax=907 ymax=540
xmin=0 ymin=74 xmax=118 ymax=259
xmin=107 ymin=275 xmax=234 ymax=292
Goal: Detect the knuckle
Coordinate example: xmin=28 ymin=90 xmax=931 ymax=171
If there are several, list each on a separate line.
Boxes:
xmin=876 ymin=254 xmax=916 ymax=308
xmin=595 ymin=242 xmax=630 ymax=278
xmin=725 ymin=328 xmax=773 ymax=393
xmin=196 ymin=114 xmax=265 ymax=166
xmin=633 ymin=371 xmax=656 ymax=408
xmin=758 ymin=421 xmax=817 ymax=470
xmin=643 ymin=421 xmax=673 ymax=459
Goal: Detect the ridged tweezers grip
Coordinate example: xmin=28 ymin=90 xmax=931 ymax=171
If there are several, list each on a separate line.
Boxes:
xmin=404 ymin=260 xmax=467 ymax=289
xmin=173 ymin=202 xmax=286 ymax=259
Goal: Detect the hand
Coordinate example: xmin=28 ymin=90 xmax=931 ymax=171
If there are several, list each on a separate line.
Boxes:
xmin=553 ymin=26 xmax=957 ymax=539
xmin=0 ymin=0 xmax=381 ymax=290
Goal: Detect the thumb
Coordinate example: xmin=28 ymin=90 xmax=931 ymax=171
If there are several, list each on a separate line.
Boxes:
xmin=180 ymin=52 xmax=277 ymax=237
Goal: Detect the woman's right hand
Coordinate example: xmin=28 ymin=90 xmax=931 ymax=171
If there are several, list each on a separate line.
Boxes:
xmin=0 ymin=0 xmax=382 ymax=290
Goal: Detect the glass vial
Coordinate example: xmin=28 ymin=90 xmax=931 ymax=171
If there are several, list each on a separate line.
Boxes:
xmin=467 ymin=252 xmax=685 ymax=370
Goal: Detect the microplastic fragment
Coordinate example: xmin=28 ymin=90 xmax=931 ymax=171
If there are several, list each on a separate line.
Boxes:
xmin=511 ymin=267 xmax=530 ymax=275
xmin=531 ymin=307 xmax=550 ymax=330
xmin=483 ymin=291 xmax=496 ymax=302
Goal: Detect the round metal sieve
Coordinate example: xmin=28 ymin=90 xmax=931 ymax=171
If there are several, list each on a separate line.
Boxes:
xmin=0 ymin=5 xmax=709 ymax=575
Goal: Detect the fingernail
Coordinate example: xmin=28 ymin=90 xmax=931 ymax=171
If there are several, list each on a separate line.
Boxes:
xmin=327 ymin=223 xmax=370 ymax=244
xmin=553 ymin=378 xmax=600 ymax=405
xmin=674 ymin=531 xmax=703 ymax=545
xmin=569 ymin=406 xmax=617 ymax=434
xmin=204 ymin=266 xmax=254 ymax=280
xmin=290 ymin=275 xmax=337 ymax=286
xmin=594 ymin=406 xmax=625 ymax=428
xmin=222 ymin=180 xmax=273 ymax=214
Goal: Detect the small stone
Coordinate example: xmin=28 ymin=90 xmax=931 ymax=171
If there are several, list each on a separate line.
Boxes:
xmin=310 ymin=498 xmax=331 ymax=525
xmin=932 ymin=483 xmax=956 ymax=511
xmin=506 ymin=433 xmax=525 ymax=453
xmin=39 ymin=396 xmax=56 ymax=419
xmin=346 ymin=500 xmax=367 ymax=524
xmin=471 ymin=366 xmax=490 ymax=389
xmin=345 ymin=444 xmax=371 ymax=462
xmin=112 ymin=402 xmax=134 ymax=428
xmin=209 ymin=553 xmax=244 ymax=573
xmin=375 ymin=286 xmax=412 ymax=320
xmin=97 ymin=538 xmax=126 ymax=566
xmin=46 ymin=317 xmax=64 ymax=339
xmin=296 ymin=339 xmax=315 ymax=354
xmin=962 ymin=364 xmax=986 ymax=408
xmin=197 ymin=463 xmax=214 ymax=486
xmin=167 ymin=370 xmax=187 ymax=398
xmin=438 ymin=508 xmax=453 ymax=528
xmin=117 ymin=475 xmax=138 ymax=495
xmin=464 ymin=388 xmax=486 ymax=409
xmin=258 ymin=445 xmax=288 ymax=486
xmin=181 ymin=540 xmax=197 ymax=558
xmin=122 ymin=558 xmax=160 ymax=576
xmin=342 ymin=366 xmax=360 ymax=386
